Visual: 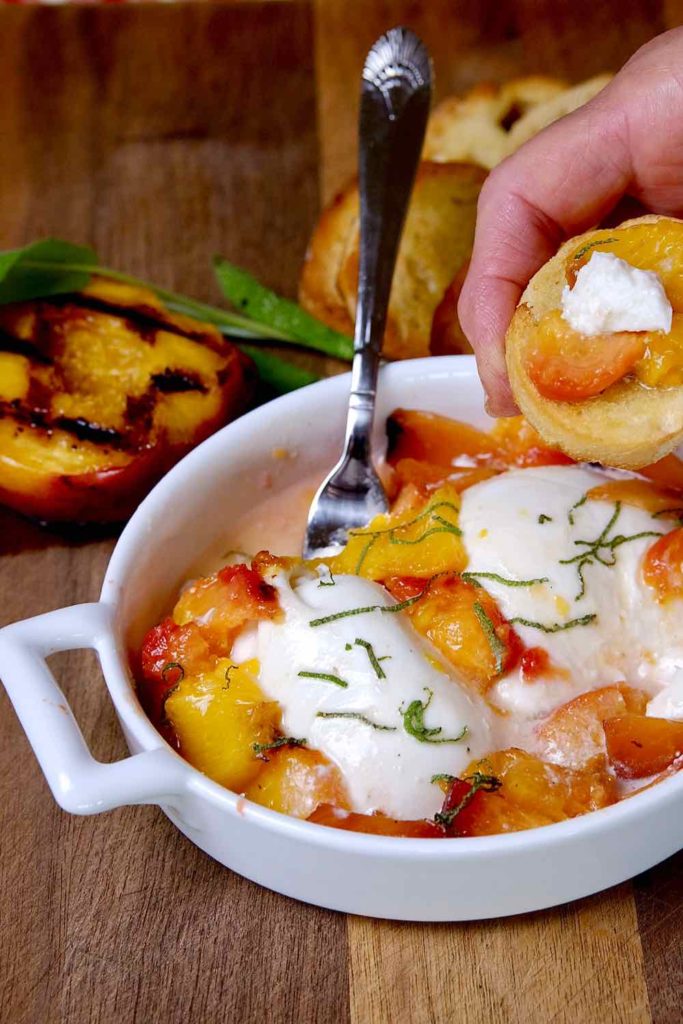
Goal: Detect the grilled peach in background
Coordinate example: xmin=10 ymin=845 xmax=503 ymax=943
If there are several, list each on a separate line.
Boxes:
xmin=0 ymin=278 xmax=252 ymax=522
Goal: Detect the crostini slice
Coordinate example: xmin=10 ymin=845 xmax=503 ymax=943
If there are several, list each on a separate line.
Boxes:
xmin=506 ymin=214 xmax=683 ymax=469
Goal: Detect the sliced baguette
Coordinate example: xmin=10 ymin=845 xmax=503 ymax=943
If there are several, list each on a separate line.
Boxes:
xmin=423 ymin=77 xmax=566 ymax=169
xmin=506 ymin=215 xmax=683 ymax=469
xmin=299 ymin=161 xmax=485 ymax=360
xmin=507 ymin=74 xmax=612 ymax=152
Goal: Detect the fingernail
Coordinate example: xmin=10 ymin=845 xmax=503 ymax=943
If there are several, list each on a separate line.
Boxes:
xmin=484 ymin=393 xmax=520 ymax=418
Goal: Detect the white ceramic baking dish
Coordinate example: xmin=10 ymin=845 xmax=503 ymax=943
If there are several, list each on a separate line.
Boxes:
xmin=0 ymin=356 xmax=681 ymax=921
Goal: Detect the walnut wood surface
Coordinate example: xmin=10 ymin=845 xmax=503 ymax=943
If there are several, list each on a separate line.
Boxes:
xmin=0 ymin=3 xmax=680 ymax=1023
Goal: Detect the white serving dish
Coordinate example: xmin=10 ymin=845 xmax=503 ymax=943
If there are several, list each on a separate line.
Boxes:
xmin=0 ymin=356 xmax=681 ymax=921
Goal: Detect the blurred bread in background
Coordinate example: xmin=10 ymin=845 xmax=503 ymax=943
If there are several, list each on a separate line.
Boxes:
xmin=423 ymin=76 xmax=567 ymax=169
xmin=506 ymin=74 xmax=612 ymax=151
xmin=299 ymin=162 xmax=485 ymax=360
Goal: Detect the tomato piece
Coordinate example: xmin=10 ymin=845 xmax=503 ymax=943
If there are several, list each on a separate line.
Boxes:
xmin=525 ymin=310 xmax=646 ymax=402
xmin=308 ymin=804 xmax=444 ymax=838
xmin=245 ymin=747 xmax=349 ymax=819
xmin=387 ymin=574 xmax=522 ymax=692
xmin=643 ymin=528 xmax=683 ymax=602
xmin=537 ymin=684 xmax=648 ymax=770
xmin=604 ymin=714 xmax=683 ymax=778
xmin=520 ymin=647 xmax=559 ymax=682
xmin=139 ymin=617 xmax=212 ymax=722
xmin=437 ymin=776 xmax=477 ymax=825
xmin=384 ymin=576 xmax=430 ymax=602
xmin=173 ymin=562 xmax=280 ymax=652
xmin=441 ymin=748 xmax=617 ymax=836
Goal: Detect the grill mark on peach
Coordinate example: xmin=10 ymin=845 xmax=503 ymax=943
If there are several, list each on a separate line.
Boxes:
xmin=0 ymin=326 xmax=52 ymax=365
xmin=151 ymin=368 xmax=208 ymax=393
xmin=46 ymin=293 xmax=216 ymax=345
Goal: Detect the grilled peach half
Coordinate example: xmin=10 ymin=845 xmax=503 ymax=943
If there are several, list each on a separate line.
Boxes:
xmin=0 ymin=277 xmax=253 ymax=522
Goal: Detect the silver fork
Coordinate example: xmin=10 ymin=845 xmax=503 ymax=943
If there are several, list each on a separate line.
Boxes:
xmin=303 ymin=27 xmax=432 ymax=558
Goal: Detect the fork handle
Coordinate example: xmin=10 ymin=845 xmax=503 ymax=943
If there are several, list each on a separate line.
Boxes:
xmin=344 ymin=27 xmax=432 ymax=459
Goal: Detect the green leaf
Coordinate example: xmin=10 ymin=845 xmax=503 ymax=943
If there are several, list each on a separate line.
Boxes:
xmin=400 ymin=688 xmax=468 ymax=745
xmin=0 ymin=239 xmax=97 ymax=304
xmin=238 ymin=344 xmax=319 ymax=394
xmin=214 ymin=257 xmax=354 ymax=361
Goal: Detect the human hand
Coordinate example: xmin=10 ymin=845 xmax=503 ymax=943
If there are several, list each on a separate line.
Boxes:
xmin=458 ymin=28 xmax=683 ymax=414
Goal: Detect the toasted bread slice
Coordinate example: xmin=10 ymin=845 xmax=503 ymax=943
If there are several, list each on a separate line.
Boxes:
xmin=298 ymin=184 xmax=358 ymax=338
xmin=507 ymin=74 xmax=612 ymax=152
xmin=506 ymin=215 xmax=683 ymax=469
xmin=423 ymin=77 xmax=567 ymax=169
xmin=299 ymin=161 xmax=485 ymax=360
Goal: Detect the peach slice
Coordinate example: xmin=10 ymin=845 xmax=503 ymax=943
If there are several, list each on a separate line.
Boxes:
xmin=537 ymin=684 xmax=648 ymax=770
xmin=604 ymin=714 xmax=683 ymax=778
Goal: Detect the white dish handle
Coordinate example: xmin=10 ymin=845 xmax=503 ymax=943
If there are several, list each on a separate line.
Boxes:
xmin=0 ymin=602 xmax=188 ymax=814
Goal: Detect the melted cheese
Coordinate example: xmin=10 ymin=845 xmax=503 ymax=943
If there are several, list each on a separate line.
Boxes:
xmin=227 ymin=463 xmax=683 ymax=815
xmin=459 ymin=465 xmax=683 ymax=717
xmin=647 ymin=668 xmax=683 ymax=720
xmin=239 ymin=572 xmax=493 ymax=819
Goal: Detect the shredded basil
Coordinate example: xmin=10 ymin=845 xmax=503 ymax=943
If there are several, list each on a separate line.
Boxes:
xmin=316 ymin=711 xmax=397 ymax=731
xmin=652 ymin=507 xmax=683 ymax=521
xmin=350 ymin=500 xmax=460 ymax=540
xmin=353 ymin=638 xmax=388 ymax=679
xmin=538 ymin=514 xmax=553 ymax=524
xmin=472 ymin=601 xmax=507 ymax=674
xmin=431 ymin=773 xmax=456 ymax=786
xmin=562 ymin=500 xmax=663 ymax=599
xmin=298 ymin=670 xmax=348 ymax=688
xmin=509 ymin=613 xmax=597 ymax=633
xmin=462 ymin=571 xmax=549 ymax=588
xmin=350 ymin=500 xmax=461 ymax=574
xmin=252 ymin=737 xmax=306 ymax=758
xmin=567 ymin=493 xmax=588 ymax=526
xmin=162 ymin=662 xmax=184 ymax=685
xmin=434 ymin=771 xmax=502 ymax=829
xmin=390 ymin=523 xmax=462 ymax=546
xmin=400 ymin=688 xmax=468 ymax=744
xmin=354 ymin=536 xmax=377 ymax=575
xmin=309 ymin=581 xmax=433 ymax=627
xmin=571 ymin=237 xmax=618 ymax=261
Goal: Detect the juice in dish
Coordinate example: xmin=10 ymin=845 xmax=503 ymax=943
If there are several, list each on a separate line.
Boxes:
xmin=136 ymin=411 xmax=683 ymax=837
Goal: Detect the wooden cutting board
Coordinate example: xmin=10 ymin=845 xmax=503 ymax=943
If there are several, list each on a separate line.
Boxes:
xmin=0 ymin=3 xmax=680 ymax=1022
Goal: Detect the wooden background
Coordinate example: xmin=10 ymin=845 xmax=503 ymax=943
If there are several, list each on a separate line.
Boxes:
xmin=0 ymin=3 xmax=681 ymax=1022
